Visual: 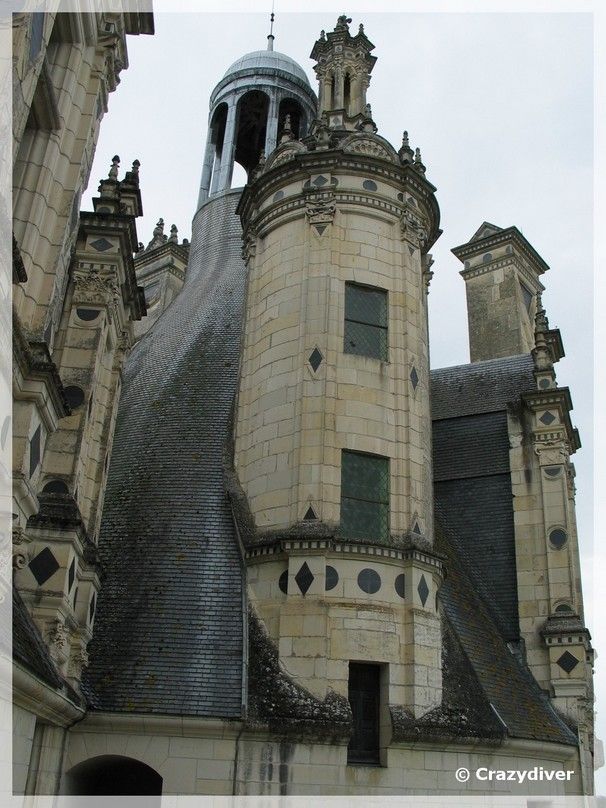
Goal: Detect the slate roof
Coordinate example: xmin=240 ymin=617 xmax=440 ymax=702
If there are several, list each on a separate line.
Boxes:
xmin=430 ymin=357 xmax=535 ymax=643
xmin=430 ymin=354 xmax=535 ymax=420
xmin=436 ymin=508 xmax=576 ymax=746
xmin=83 ymin=190 xmax=246 ymax=717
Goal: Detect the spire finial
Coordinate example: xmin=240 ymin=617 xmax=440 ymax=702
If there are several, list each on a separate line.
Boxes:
xmin=108 ymin=155 xmax=120 ymax=180
xmin=267 ymin=3 xmax=275 ymax=50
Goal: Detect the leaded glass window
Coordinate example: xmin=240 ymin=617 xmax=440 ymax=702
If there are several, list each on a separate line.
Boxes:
xmin=344 ymin=283 xmax=388 ymax=361
xmin=340 ymin=450 xmax=389 ymax=541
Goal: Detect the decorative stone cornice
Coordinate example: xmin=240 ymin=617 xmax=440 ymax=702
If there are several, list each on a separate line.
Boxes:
xmin=452 ymin=225 xmax=549 ymax=277
xmin=13 ymin=316 xmax=69 ymax=418
xmin=245 ymin=535 xmax=445 ymax=577
xmin=237 ymin=147 xmax=441 ymax=252
xmin=457 ymin=254 xmax=545 ymax=295
xmin=521 ymin=386 xmax=580 ymax=453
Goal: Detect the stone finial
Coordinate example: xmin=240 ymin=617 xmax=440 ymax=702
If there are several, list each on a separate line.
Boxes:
xmin=169 ymin=224 xmax=178 ymax=243
xmin=123 ymin=158 xmax=141 ymax=187
xmin=399 ymin=130 xmax=414 ymax=164
xmin=280 ymin=113 xmax=294 ymax=143
xmin=359 ymin=23 xmax=364 ymax=34
xmin=364 ymin=103 xmax=372 ymax=118
xmin=413 ymin=147 xmax=426 ymax=175
xmin=145 ymin=218 xmax=168 ymax=251
xmin=336 ymin=14 xmax=352 ymax=31
xmin=108 ymin=155 xmax=120 ymax=180
xmin=320 ymin=29 xmax=326 ymax=40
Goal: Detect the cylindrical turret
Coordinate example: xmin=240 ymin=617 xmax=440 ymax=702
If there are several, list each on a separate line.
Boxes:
xmin=197 ymin=43 xmax=317 ymax=207
xmin=232 ymin=16 xmax=444 ymax=732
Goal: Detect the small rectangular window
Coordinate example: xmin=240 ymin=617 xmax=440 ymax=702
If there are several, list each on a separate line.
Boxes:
xmin=344 ymin=283 xmax=388 ymax=361
xmin=341 ymin=450 xmax=389 ymax=541
xmin=348 ymin=663 xmax=381 ymax=765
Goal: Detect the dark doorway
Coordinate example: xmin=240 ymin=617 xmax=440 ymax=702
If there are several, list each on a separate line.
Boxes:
xmin=347 ymin=662 xmax=381 ymax=765
xmin=64 ymin=755 xmax=162 ymax=797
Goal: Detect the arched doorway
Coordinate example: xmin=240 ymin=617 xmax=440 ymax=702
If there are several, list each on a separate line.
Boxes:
xmin=63 ymin=755 xmax=162 ymax=797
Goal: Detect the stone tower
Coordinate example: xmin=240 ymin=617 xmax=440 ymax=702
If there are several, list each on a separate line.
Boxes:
xmin=232 ymin=15 xmax=444 ymax=751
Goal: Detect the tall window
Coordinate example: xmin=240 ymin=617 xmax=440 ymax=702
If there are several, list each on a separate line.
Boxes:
xmin=344 ymin=283 xmax=388 ymax=361
xmin=348 ymin=663 xmax=381 ymax=765
xmin=340 ymin=450 xmax=389 ymax=541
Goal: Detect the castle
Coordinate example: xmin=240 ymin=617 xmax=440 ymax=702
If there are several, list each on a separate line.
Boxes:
xmin=10 ymin=10 xmax=595 ymax=798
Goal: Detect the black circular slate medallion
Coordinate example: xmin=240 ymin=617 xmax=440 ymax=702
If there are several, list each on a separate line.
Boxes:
xmin=358 ymin=568 xmax=381 ymax=594
xmin=65 ymin=385 xmax=85 ymax=409
xmin=325 ymin=566 xmax=339 ymax=591
xmin=395 ymin=573 xmax=405 ymax=599
xmin=549 ymin=528 xmax=568 ymax=550
xmin=278 ymin=570 xmax=288 ymax=594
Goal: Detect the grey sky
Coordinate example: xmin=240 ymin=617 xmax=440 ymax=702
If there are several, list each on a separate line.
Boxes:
xmin=82 ymin=8 xmax=601 ymax=793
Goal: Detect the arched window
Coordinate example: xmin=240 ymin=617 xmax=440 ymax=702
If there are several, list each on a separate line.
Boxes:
xmin=235 ymin=90 xmax=270 ymax=177
xmin=278 ymin=97 xmax=305 ymax=140
xmin=63 ymin=755 xmax=163 ymax=797
xmin=344 ymin=73 xmax=351 ymax=115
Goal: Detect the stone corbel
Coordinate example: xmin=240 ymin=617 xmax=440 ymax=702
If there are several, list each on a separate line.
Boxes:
xmin=422 ymin=254 xmax=434 ymax=292
xmin=399 ymin=206 xmax=428 ymax=249
xmin=242 ymin=229 xmax=258 ymax=266
xmin=305 ymin=191 xmax=336 ymax=226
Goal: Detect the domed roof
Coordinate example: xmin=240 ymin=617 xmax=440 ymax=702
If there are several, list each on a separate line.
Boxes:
xmin=223 ymin=49 xmax=311 ymax=86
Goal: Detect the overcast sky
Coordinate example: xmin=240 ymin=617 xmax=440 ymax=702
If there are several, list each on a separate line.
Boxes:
xmin=84 ymin=7 xmax=601 ymax=793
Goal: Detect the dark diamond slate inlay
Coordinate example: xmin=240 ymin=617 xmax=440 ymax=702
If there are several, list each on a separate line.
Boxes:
xmin=68 ymin=558 xmax=75 ymax=591
xmin=29 ymin=425 xmax=41 ymax=478
xmin=89 ymin=594 xmax=96 ymax=622
xmin=295 ymin=562 xmax=314 ymax=595
xmin=90 ymin=237 xmax=113 ymax=252
xmin=410 ymin=367 xmax=419 ymax=390
xmin=395 ymin=574 xmax=405 ymax=599
xmin=325 ymin=566 xmax=339 ymax=592
xmin=539 ymin=411 xmax=556 ymax=426
xmin=412 ymin=521 xmax=421 ymax=535
xmin=309 ymin=348 xmax=323 ymax=373
xmin=408 ymin=245 xmax=415 ymax=256
xmin=304 ymin=506 xmax=317 ymax=520
xmin=418 ymin=574 xmax=429 ymax=607
xmin=29 ymin=547 xmax=60 ymax=586
xmin=557 ymin=651 xmax=579 ymax=674
xmin=278 ymin=570 xmax=288 ymax=594
xmin=312 ymin=175 xmax=328 ymax=187
xmin=314 ymin=224 xmax=327 ymax=236
xmin=358 ymin=568 xmax=381 ymax=594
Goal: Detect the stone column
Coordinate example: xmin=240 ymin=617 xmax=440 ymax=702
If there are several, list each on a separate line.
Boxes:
xmin=197 ymin=127 xmax=217 ymax=206
xmin=216 ymin=98 xmax=238 ymax=194
xmin=264 ymin=90 xmax=279 ymax=157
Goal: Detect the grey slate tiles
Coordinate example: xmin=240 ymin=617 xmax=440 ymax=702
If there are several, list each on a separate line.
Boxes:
xmin=83 ymin=191 xmax=246 ymax=718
